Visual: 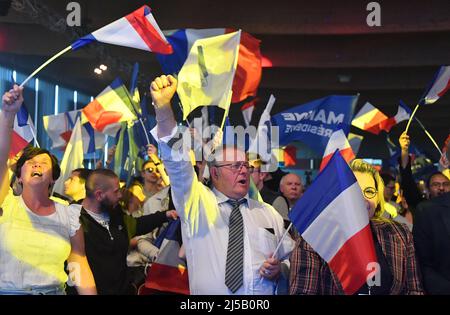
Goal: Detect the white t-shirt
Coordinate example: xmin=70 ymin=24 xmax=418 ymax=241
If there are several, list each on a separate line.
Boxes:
xmin=0 ymin=189 xmax=81 ymax=291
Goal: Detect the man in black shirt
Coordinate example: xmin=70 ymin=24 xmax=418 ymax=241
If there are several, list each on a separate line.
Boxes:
xmin=72 ymin=168 xmax=177 ymax=295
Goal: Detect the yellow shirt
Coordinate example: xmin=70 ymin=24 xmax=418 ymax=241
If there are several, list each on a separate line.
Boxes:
xmin=0 ymin=189 xmax=80 ymax=290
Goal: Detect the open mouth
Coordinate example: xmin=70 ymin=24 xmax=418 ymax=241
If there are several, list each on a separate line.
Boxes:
xmin=31 ymin=171 xmax=43 ymax=178
xmin=237 ymin=179 xmax=247 ymax=185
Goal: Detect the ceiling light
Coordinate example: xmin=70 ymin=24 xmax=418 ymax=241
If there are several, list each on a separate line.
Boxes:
xmin=99 ymin=64 xmax=107 ymax=71
xmin=337 ymin=74 xmax=351 ymax=83
xmin=94 ymin=68 xmax=102 ymax=75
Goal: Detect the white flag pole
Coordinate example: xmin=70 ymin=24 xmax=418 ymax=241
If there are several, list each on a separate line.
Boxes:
xmin=20 ymin=46 xmax=72 ymax=88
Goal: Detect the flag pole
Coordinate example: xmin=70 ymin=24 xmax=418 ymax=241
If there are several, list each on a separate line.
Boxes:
xmin=138 ymin=118 xmax=151 ymax=145
xmin=20 ymin=46 xmax=72 ymax=88
xmin=404 ymin=104 xmax=420 ymax=134
xmin=29 ymin=126 xmax=40 ymax=148
xmin=259 ymin=222 xmax=292 ymax=284
xmin=413 ymin=117 xmax=443 ymax=156
xmin=271 ymin=222 xmax=292 ymax=260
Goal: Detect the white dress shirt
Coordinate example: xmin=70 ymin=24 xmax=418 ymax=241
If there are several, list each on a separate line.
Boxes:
xmin=151 ymin=126 xmax=294 ymax=295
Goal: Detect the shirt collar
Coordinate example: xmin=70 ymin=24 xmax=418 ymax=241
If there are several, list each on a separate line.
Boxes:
xmin=212 ymin=187 xmax=249 ymax=205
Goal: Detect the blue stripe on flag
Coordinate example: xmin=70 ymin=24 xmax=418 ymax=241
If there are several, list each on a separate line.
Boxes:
xmin=154 ymin=219 xmax=181 ymax=248
xmin=129 ymin=63 xmax=139 ymax=93
xmin=83 ymin=123 xmax=96 ymax=154
xmin=71 ymin=34 xmax=96 ymax=50
xmin=399 ymin=100 xmax=413 ymax=115
xmin=17 ymin=106 xmax=29 ymax=127
xmin=110 ymin=77 xmax=124 ymax=90
xmin=156 ymin=29 xmax=189 ymax=75
xmin=288 ymin=150 xmax=357 ymax=234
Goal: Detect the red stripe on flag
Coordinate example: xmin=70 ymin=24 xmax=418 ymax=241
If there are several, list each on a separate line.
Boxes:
xmin=328 ymin=224 xmax=377 ymax=295
xmin=379 ymin=117 xmax=397 ymax=133
xmin=363 ymin=111 xmax=388 ymax=135
xmin=9 ymin=131 xmax=30 ymax=158
xmin=319 ymin=154 xmax=332 ymax=171
xmin=82 ymin=99 xmax=123 ymax=132
xmin=340 ymin=147 xmax=355 ymax=164
xmin=126 ymin=6 xmax=173 ymax=54
xmin=284 ymin=145 xmax=297 ymax=167
xmin=437 ymin=78 xmax=450 ymax=97
xmin=320 ymin=148 xmax=354 ymax=171
xmin=145 ymin=263 xmax=190 ymax=295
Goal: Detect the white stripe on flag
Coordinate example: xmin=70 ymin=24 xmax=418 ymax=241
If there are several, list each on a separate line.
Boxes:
xmin=92 ymin=17 xmax=150 ymax=51
xmin=302 ymin=182 xmax=369 ymax=262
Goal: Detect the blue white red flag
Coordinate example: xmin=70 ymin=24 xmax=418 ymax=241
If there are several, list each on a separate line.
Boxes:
xmin=71 ymin=6 xmax=172 ymax=54
xmin=145 ymin=219 xmax=190 ymax=295
xmin=289 ymin=150 xmax=377 ymax=295
xmin=420 ymin=65 xmax=450 ymax=105
xmin=9 ymin=106 xmax=35 ymax=158
xmin=157 ymin=28 xmax=262 ymax=103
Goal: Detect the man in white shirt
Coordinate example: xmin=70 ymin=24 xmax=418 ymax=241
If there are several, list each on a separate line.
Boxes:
xmin=149 ymin=75 xmax=294 ymax=295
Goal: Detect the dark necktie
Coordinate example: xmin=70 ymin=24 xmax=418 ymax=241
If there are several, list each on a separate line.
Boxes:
xmin=225 ymin=198 xmax=246 ymax=293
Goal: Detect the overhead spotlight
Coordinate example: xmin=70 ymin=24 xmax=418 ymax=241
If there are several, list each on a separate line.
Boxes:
xmin=337 ymin=74 xmax=352 ymax=83
xmin=94 ymin=68 xmax=102 ymax=75
xmin=99 ymin=64 xmax=107 ymax=71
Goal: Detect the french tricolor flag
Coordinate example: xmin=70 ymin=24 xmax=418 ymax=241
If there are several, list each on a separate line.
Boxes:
xmin=379 ymin=100 xmax=412 ymax=133
xmin=71 ymin=6 xmax=173 ymax=54
xmin=421 ymin=65 xmax=450 ymax=105
xmin=10 ymin=106 xmax=35 ymax=158
xmin=289 ymin=151 xmax=377 ymax=295
xmin=144 ymin=219 xmax=190 ymax=295
xmin=320 ymin=129 xmax=355 ymax=171
xmin=156 ymin=28 xmax=262 ymax=103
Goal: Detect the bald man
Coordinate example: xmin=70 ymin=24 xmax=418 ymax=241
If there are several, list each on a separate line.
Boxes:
xmin=279 ymin=173 xmax=304 ymax=209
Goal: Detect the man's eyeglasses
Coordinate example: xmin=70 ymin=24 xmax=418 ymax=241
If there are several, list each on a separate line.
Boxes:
xmin=363 ymin=187 xmax=378 ymax=199
xmin=430 ymin=182 xmax=450 ymax=189
xmin=214 ymin=162 xmax=255 ymax=173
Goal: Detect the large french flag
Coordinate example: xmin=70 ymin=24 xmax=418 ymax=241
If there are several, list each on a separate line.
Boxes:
xmin=9 ymin=106 xmax=35 ymax=158
xmin=420 ymin=65 xmax=450 ymax=105
xmin=157 ymin=28 xmax=262 ymax=103
xmin=351 ymin=102 xmax=388 ymax=135
xmin=71 ymin=6 xmax=172 ymax=54
xmin=144 ymin=219 xmax=190 ymax=295
xmin=82 ymin=78 xmax=137 ymax=134
xmin=289 ymin=151 xmax=377 ymax=295
xmin=320 ymin=129 xmax=355 ymax=171
xmin=379 ymin=100 xmax=412 ymax=133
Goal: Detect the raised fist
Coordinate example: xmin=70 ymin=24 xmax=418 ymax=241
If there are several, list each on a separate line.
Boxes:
xmin=2 ymin=85 xmax=24 ymax=115
xmin=150 ymin=75 xmax=177 ymax=108
xmin=399 ymin=132 xmax=410 ymax=152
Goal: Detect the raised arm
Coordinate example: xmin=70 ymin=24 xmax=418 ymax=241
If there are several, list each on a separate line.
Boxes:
xmin=399 ymin=132 xmax=410 ymax=170
xmin=149 ymin=75 xmax=208 ymax=228
xmin=150 ymin=75 xmax=178 ymax=138
xmin=398 ymin=132 xmax=423 ymax=209
xmin=0 ymin=85 xmax=23 ymax=205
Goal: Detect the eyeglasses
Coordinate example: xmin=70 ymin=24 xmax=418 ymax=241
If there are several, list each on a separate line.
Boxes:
xmin=144 ymin=168 xmax=156 ymax=174
xmin=430 ymin=182 xmax=450 ymax=189
xmin=363 ymin=187 xmax=378 ymax=199
xmin=215 ymin=162 xmax=255 ymax=173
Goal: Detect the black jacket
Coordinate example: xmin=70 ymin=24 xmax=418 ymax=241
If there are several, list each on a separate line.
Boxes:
xmin=80 ymin=206 xmax=168 ymax=295
xmin=398 ymin=156 xmax=426 ymax=211
xmin=413 ymin=192 xmax=450 ymax=294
